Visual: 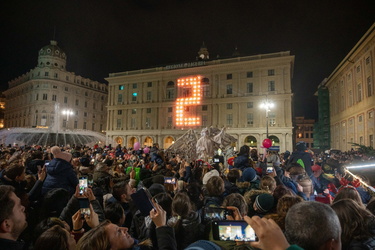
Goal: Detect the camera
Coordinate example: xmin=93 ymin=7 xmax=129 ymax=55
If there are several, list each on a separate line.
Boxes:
xmin=212 ymin=220 xmax=257 ymax=242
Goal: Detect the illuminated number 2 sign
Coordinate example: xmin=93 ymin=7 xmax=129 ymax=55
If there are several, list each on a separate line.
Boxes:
xmin=175 ymin=76 xmax=202 ymax=126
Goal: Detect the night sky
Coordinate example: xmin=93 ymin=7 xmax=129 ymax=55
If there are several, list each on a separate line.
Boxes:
xmin=1 ymin=0 xmax=374 ymax=119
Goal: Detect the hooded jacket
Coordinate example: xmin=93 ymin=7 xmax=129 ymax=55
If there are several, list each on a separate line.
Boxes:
xmin=42 ymin=158 xmax=78 ymax=195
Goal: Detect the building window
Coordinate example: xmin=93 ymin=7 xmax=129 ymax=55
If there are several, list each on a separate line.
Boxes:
xmin=247 ymin=113 xmax=253 ymax=126
xmin=360 ymin=136 xmax=363 ymax=145
xmin=92 ymin=123 xmax=95 ymax=130
xmin=202 ymin=115 xmax=208 ymax=126
xmin=357 ymin=83 xmax=362 ymax=102
xmin=64 ymin=87 xmax=68 ymax=92
xmin=226 ymin=74 xmax=232 ymax=80
xmin=167 ymin=107 xmax=172 ymax=112
xmin=202 ymin=86 xmax=210 ymax=97
xmin=227 ymin=103 xmax=233 ymax=109
xmin=85 ymin=92 xmax=88 ymax=96
xmin=119 ymin=85 xmax=124 ymax=90
xmin=131 ymin=118 xmax=136 ymax=128
xmin=118 ymin=94 xmax=123 ymax=103
xmin=147 ymin=108 xmax=151 ymax=113
xmin=52 ymin=95 xmax=57 ymax=101
xmin=166 ymin=89 xmax=174 ymax=99
xmin=132 ymin=109 xmax=137 ymax=114
xmin=349 ymin=90 xmax=353 ymax=107
xmin=268 ymin=69 xmax=275 ymax=76
xmin=53 ymin=85 xmax=57 ymax=89
xmin=64 ymin=97 xmax=68 ymax=103
xmin=247 ymin=82 xmax=253 ymax=93
xmin=132 ymin=94 xmax=137 ymax=102
xmin=66 ymin=76 xmax=69 ymax=81
xmin=247 ymin=71 xmax=253 ymax=78
xmin=146 ymin=91 xmax=152 ymax=101
xmin=202 ymin=105 xmax=208 ymax=111
xmin=147 ymin=82 xmax=152 ymax=87
xmin=269 ymin=112 xmax=276 ymax=126
xmin=118 ymin=110 xmax=122 ymax=115
xmin=369 ymin=111 xmax=374 ymax=119
xmin=305 ymin=133 xmax=309 ymax=138
xmin=45 ymin=72 xmax=49 ymax=76
xmin=74 ymin=120 xmax=78 ymax=129
xmin=84 ymin=101 xmax=87 ymax=108
xmin=83 ymin=122 xmax=87 ymax=129
xmin=145 ymin=117 xmax=151 ymax=128
xmin=167 ymin=116 xmax=172 ymax=128
xmin=247 ymin=102 xmax=253 ymax=108
xmin=75 ymin=99 xmax=79 ymax=106
xmin=54 ymin=73 xmax=58 ymax=78
xmin=368 ymin=76 xmax=373 ymax=97
xmin=116 ymin=119 xmax=121 ymax=129
xmin=93 ymin=103 xmax=96 ymax=109
xmin=366 ymin=56 xmax=371 ymax=65
xmin=370 ymin=134 xmax=374 ymax=148
xmin=133 ymin=83 xmax=137 ymax=89
xmin=226 ymin=114 xmax=233 ymax=125
xmin=84 ymin=112 xmax=88 ymax=117
xmin=358 ymin=115 xmax=363 ymax=122
xmin=42 ymin=94 xmax=47 ymax=100
xmin=357 ymin=65 xmax=361 ymax=73
xmin=226 ymin=84 xmax=233 ymax=94
xmin=268 ymin=81 xmax=275 ymax=91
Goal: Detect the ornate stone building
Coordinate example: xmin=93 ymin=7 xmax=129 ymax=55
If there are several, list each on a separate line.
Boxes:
xmin=294 ymin=116 xmax=315 ymax=149
xmin=106 ymin=48 xmax=294 ymax=152
xmin=3 ymin=41 xmax=108 ymax=133
xmin=317 ymin=23 xmax=375 ymax=151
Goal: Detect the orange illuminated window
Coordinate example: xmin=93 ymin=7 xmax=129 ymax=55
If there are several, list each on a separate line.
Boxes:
xmin=175 ymin=76 xmax=202 ymax=126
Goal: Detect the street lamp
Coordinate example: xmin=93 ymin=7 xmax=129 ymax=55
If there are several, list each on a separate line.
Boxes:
xmin=259 ymin=98 xmax=274 ymax=138
xmin=62 ymin=109 xmax=74 ymax=129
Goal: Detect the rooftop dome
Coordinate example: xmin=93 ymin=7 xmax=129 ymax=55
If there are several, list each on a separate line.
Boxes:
xmin=37 ymin=40 xmax=67 ymax=70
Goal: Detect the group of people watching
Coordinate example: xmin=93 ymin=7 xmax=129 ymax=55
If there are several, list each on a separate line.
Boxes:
xmin=0 ymin=141 xmax=374 ymax=250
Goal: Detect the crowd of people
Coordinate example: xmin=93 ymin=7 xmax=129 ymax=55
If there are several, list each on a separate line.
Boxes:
xmin=0 ymin=141 xmax=375 ymax=250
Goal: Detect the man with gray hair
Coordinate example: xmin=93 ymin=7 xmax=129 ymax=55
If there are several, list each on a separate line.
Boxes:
xmin=285 ymin=201 xmax=341 ymax=250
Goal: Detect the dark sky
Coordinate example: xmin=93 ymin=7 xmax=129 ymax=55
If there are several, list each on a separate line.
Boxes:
xmin=1 ymin=0 xmax=374 ymax=119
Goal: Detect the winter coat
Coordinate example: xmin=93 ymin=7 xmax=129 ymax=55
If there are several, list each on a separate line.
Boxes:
xmin=168 ymin=211 xmax=203 ymax=250
xmin=42 ymin=158 xmax=78 ymax=196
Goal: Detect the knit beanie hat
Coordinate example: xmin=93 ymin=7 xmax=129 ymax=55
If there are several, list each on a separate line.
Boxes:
xmin=185 ymin=240 xmax=221 ymax=250
xmin=241 ymin=167 xmax=257 ymax=182
xmin=254 ymin=193 xmax=274 ymax=213
xmin=202 ymin=169 xmax=220 ymax=185
xmin=51 ymin=146 xmax=72 ymax=163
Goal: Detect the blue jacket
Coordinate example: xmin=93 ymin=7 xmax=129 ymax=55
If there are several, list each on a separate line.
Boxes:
xmin=42 ymin=158 xmax=78 ymax=196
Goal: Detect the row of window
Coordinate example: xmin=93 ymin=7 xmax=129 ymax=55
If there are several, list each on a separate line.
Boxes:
xmin=115 ymin=113 xmax=276 ymax=129
xmin=226 ymin=69 xmax=275 ymax=80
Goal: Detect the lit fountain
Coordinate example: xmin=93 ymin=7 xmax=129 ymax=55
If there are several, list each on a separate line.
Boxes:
xmin=0 ymin=104 xmax=114 ymax=147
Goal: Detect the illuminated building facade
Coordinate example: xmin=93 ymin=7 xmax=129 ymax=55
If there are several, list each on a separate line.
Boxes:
xmin=294 ymin=116 xmax=315 ymax=149
xmin=106 ymin=50 xmax=294 ymax=152
xmin=317 ymin=23 xmax=375 ymax=151
xmin=3 ymin=41 xmax=108 ymax=133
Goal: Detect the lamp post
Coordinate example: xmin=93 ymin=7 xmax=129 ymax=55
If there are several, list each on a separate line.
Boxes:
xmin=62 ymin=109 xmax=74 ymax=129
xmin=259 ymin=97 xmax=274 ymax=138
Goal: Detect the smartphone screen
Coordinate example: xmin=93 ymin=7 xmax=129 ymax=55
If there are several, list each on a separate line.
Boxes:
xmin=78 ymin=198 xmax=91 ymax=217
xmin=266 ymin=166 xmax=273 ymax=173
xmin=164 ymin=177 xmax=176 ymax=184
xmin=45 ymin=160 xmax=50 ymax=166
xmin=79 ymin=177 xmax=88 ymax=195
xmin=212 ymin=220 xmax=257 ymax=242
xmin=130 ymin=188 xmax=155 ymax=216
xmin=203 ymin=207 xmax=232 ymax=222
